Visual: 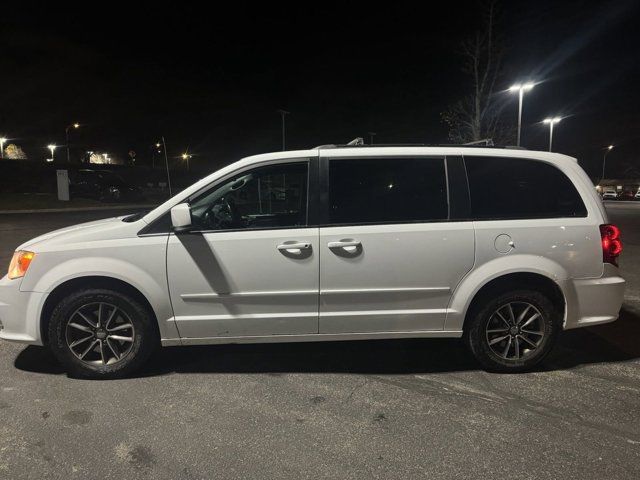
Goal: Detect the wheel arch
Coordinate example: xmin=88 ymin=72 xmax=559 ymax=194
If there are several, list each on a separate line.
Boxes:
xmin=460 ymin=272 xmax=566 ymax=332
xmin=445 ymin=255 xmax=572 ymax=331
xmin=40 ymin=275 xmax=160 ymax=345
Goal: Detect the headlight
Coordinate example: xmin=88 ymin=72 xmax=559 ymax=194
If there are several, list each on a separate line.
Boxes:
xmin=8 ymin=250 xmax=35 ymax=280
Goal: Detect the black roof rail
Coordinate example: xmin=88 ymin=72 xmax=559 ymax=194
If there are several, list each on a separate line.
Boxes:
xmin=313 ymin=143 xmax=528 ymax=150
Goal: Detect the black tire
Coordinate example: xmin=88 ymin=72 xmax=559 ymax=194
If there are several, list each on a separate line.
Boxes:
xmin=48 ymin=288 xmax=159 ymax=379
xmin=464 ymin=289 xmax=559 ymax=372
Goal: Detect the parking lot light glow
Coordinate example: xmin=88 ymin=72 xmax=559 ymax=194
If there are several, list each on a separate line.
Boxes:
xmin=181 ymin=152 xmax=192 ymax=172
xmin=47 ymin=144 xmax=56 ymax=161
xmin=0 ymin=137 xmax=6 ymax=159
xmin=509 ymin=82 xmax=535 ymax=146
xmin=542 ymin=117 xmax=562 ymax=152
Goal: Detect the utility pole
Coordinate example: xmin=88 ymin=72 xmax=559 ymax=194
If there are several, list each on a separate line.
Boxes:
xmin=277 ymin=109 xmax=290 ymax=151
xmin=65 ymin=123 xmax=80 ymax=163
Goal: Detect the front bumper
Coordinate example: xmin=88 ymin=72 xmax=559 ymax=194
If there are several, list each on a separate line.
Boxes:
xmin=0 ymin=275 xmax=47 ymax=345
xmin=563 ymin=264 xmax=626 ymax=330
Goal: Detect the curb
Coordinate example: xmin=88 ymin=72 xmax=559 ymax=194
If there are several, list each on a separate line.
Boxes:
xmin=0 ymin=204 xmax=158 ymax=214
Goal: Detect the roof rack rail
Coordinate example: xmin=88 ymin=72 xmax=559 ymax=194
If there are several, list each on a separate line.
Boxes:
xmin=313 ymin=142 xmax=528 ymax=150
xmin=464 ymin=138 xmax=494 ymax=146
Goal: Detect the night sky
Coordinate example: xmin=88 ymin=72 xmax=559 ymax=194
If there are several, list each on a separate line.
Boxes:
xmin=1 ymin=1 xmax=639 ymax=177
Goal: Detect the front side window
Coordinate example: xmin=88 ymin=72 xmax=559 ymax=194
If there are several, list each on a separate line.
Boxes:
xmin=189 ymin=162 xmax=308 ymax=230
xmin=465 ymin=156 xmax=587 ymax=219
xmin=328 ymin=157 xmax=448 ymax=225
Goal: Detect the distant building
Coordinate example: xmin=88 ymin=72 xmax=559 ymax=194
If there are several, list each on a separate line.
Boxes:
xmin=89 ymin=152 xmax=123 ymax=165
xmin=596 ymin=179 xmax=640 ymax=194
xmin=4 ymin=144 xmax=27 ymax=160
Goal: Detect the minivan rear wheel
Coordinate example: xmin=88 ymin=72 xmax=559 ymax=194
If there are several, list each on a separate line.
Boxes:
xmin=464 ymin=289 xmax=559 ymax=372
xmin=48 ymin=288 xmax=158 ymax=379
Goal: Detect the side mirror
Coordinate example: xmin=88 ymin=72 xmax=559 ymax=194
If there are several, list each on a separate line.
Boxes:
xmin=170 ymin=203 xmax=192 ymax=232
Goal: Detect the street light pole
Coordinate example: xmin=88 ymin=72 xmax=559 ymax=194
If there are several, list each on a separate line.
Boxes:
xmin=0 ymin=138 xmax=6 ymax=159
xmin=153 ymin=142 xmax=161 ymax=169
xmin=277 ymin=109 xmax=290 ymax=151
xmin=48 ymin=144 xmax=56 ymax=162
xmin=509 ymin=83 xmax=534 ymax=147
xmin=182 ymin=153 xmax=192 ymax=172
xmin=543 ymin=117 xmax=562 ymax=151
xmin=602 ymin=145 xmax=614 ymax=180
xmin=65 ymin=123 xmax=80 ymax=163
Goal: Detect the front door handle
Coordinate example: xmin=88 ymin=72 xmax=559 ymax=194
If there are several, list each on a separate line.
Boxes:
xmin=277 ymin=242 xmax=312 ymax=254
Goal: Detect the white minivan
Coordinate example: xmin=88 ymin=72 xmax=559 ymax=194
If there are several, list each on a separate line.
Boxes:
xmin=0 ymin=146 xmax=625 ymax=378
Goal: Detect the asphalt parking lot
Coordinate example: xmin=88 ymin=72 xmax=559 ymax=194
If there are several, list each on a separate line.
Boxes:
xmin=0 ymin=203 xmax=639 ymax=479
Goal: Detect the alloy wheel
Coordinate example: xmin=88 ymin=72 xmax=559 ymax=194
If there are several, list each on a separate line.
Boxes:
xmin=65 ymin=302 xmax=135 ymax=366
xmin=485 ymin=301 xmax=545 ymax=361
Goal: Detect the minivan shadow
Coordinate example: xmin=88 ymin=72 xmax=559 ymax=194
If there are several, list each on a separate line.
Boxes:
xmin=14 ymin=306 xmax=640 ymax=378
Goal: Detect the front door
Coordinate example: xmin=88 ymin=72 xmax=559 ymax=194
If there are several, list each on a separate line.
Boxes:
xmin=318 ymin=155 xmax=475 ymax=334
xmin=167 ymin=159 xmax=319 ymax=339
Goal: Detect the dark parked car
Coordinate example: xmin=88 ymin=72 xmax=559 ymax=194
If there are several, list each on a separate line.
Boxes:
xmin=70 ymin=169 xmax=142 ymax=202
xmin=617 ymin=190 xmax=635 ymax=201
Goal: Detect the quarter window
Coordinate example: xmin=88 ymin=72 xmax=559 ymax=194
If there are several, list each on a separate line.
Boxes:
xmin=189 ymin=162 xmax=308 ymax=230
xmin=465 ymin=156 xmax=587 ymax=219
xmin=328 ymin=157 xmax=448 ymax=224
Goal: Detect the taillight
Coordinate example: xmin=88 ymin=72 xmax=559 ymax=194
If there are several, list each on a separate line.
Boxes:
xmin=600 ymin=224 xmax=622 ymax=266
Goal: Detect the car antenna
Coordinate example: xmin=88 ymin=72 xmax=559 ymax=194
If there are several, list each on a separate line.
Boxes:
xmin=162 ymin=136 xmax=172 ymax=197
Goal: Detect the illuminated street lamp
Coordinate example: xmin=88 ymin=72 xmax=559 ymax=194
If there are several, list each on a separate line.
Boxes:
xmin=0 ymin=137 xmax=6 ymax=159
xmin=47 ymin=144 xmax=56 ymax=162
xmin=602 ymin=145 xmax=614 ymax=180
xmin=509 ymin=83 xmax=534 ymax=147
xmin=65 ymin=123 xmax=80 ymax=163
xmin=181 ymin=152 xmax=192 ymax=171
xmin=542 ymin=117 xmax=562 ymax=151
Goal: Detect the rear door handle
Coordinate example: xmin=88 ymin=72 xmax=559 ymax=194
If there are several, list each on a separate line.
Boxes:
xmin=277 ymin=242 xmax=312 ymax=254
xmin=327 ymin=240 xmax=361 ymax=249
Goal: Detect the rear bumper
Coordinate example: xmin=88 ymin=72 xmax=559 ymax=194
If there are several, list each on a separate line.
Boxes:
xmin=563 ymin=264 xmax=625 ymax=330
xmin=0 ymin=275 xmax=46 ymax=345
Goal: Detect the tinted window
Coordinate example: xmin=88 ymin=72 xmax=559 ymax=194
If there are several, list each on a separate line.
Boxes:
xmin=190 ymin=162 xmax=308 ymax=230
xmin=465 ymin=156 xmax=587 ymax=219
xmin=328 ymin=158 xmax=448 ymax=224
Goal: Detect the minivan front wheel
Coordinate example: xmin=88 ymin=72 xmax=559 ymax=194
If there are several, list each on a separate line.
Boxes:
xmin=48 ymin=288 xmax=158 ymax=379
xmin=464 ymin=290 xmax=559 ymax=372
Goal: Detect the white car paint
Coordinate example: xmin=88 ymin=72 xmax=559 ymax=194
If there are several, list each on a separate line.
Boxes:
xmin=0 ymin=147 xmax=625 ymax=348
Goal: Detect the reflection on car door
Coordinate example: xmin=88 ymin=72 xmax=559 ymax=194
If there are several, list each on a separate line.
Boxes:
xmin=166 ymin=159 xmax=320 ymax=339
xmin=318 ymin=155 xmax=475 ymax=334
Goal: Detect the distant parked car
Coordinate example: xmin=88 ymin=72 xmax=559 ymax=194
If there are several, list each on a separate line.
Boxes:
xmin=617 ymin=191 xmax=635 ymax=201
xmin=70 ymin=169 xmax=142 ymax=202
xmin=602 ymin=189 xmax=618 ymax=200
xmin=635 ymin=190 xmax=640 ymax=200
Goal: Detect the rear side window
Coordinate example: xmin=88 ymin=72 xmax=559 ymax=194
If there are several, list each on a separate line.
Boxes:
xmin=328 ymin=157 xmax=448 ymax=225
xmin=465 ymin=156 xmax=587 ymax=219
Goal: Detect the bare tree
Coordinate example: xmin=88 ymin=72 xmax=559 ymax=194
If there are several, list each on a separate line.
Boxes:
xmin=442 ymin=1 xmax=513 ymax=144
